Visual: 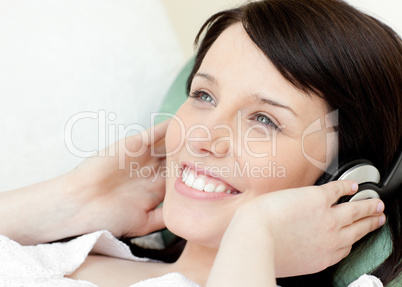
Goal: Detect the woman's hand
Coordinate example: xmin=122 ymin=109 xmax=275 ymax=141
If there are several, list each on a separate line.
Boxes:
xmin=0 ymin=120 xmax=170 ymax=245
xmin=66 ymin=119 xmax=170 ymax=238
xmin=207 ymin=181 xmax=385 ymax=286
xmin=254 ymin=180 xmax=385 ymax=277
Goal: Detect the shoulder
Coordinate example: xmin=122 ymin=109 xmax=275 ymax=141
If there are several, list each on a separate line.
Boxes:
xmin=68 ymin=255 xmax=166 ymax=287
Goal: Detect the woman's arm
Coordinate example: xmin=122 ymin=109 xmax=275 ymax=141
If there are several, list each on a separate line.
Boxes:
xmin=207 ymin=180 xmax=386 ymax=286
xmin=208 ymin=210 xmax=277 ymax=287
xmin=0 ymin=174 xmax=83 ymax=245
xmin=0 ymin=120 xmax=170 ymax=245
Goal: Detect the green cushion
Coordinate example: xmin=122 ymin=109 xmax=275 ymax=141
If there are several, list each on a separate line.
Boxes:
xmin=155 ymin=58 xmax=195 ymax=123
xmin=333 ymin=224 xmax=395 ymax=286
xmin=157 ymin=58 xmax=396 ymax=285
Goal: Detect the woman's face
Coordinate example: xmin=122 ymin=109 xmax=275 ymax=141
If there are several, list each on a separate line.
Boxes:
xmin=163 ymin=23 xmax=335 ymax=248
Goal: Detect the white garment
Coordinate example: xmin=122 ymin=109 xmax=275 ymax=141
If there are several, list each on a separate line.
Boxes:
xmin=0 ymin=231 xmax=199 ymax=287
xmin=0 ymin=231 xmax=383 ymax=287
xmin=348 ymin=274 xmax=384 ymax=287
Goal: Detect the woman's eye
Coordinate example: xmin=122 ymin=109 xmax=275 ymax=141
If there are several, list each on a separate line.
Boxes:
xmin=190 ymin=90 xmax=216 ymax=105
xmin=200 ymin=93 xmax=213 ymax=102
xmin=253 ymin=114 xmax=279 ymax=130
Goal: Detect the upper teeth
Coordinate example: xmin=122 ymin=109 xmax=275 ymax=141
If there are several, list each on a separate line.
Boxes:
xmin=182 ymin=166 xmax=235 ymax=194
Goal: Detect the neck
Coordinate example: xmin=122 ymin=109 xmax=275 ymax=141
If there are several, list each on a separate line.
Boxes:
xmin=169 ymin=241 xmax=218 ymax=286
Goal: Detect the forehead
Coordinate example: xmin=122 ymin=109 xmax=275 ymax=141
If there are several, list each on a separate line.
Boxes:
xmin=195 ymin=23 xmax=329 ymax=124
xmin=197 ymin=23 xmax=301 ymax=99
xmin=199 ymin=23 xmax=270 ymax=79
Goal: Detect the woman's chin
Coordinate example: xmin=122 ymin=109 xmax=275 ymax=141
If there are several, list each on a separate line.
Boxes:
xmin=163 ymin=209 xmax=224 ymax=249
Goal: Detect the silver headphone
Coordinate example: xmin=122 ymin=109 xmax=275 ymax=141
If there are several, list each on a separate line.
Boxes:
xmin=319 ymin=147 xmax=401 ymax=203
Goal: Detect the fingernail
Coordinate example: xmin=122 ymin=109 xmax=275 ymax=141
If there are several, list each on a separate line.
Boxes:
xmin=378 ymin=214 xmax=386 ymax=227
xmin=377 ymin=201 xmax=385 ymax=213
xmin=351 ymin=182 xmax=358 ymax=192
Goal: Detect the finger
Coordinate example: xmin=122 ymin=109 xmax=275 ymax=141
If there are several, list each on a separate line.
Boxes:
xmin=144 ymin=206 xmax=166 ymax=234
xmin=150 ymin=175 xmax=166 ymax=199
xmin=147 ymin=119 xmax=171 ymax=147
xmin=138 ymin=120 xmax=169 ymax=156
xmin=323 ymin=180 xmax=358 ymax=204
xmin=339 ymin=213 xmax=386 ymax=248
xmin=123 ymin=119 xmax=170 ymax=155
xmin=153 ymin=138 xmax=166 ymax=157
xmin=333 ymin=198 xmax=385 ymax=227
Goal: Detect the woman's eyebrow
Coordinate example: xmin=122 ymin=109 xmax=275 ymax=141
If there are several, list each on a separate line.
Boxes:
xmin=251 ymin=93 xmax=299 ymax=118
xmin=194 ymin=72 xmax=216 ymax=85
xmin=194 ymin=72 xmax=299 ymax=117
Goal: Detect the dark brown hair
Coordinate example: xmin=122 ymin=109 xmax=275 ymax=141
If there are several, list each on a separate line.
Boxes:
xmin=185 ymin=0 xmax=401 ymax=285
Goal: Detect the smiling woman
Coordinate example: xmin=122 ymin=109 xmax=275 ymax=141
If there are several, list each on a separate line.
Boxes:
xmin=163 ymin=23 xmax=334 ymax=251
xmin=166 ymin=0 xmax=401 ymax=285
xmin=0 ymin=0 xmax=400 ymax=287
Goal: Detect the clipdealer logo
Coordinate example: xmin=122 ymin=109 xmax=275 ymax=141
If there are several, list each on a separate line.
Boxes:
xmin=64 ymin=109 xmax=338 ymax=172
xmin=129 ymin=160 xmax=286 ymax=182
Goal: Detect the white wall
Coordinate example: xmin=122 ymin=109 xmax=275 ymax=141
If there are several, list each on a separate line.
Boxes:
xmin=161 ymin=0 xmax=402 ymax=60
xmin=160 ymin=0 xmax=245 ymax=59
xmin=0 ymin=0 xmax=184 ymax=191
xmin=347 ymin=0 xmax=401 ymax=34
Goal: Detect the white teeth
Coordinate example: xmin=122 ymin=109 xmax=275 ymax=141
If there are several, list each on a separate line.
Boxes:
xmin=215 ymin=184 xmax=226 ymax=193
xmin=192 ymin=178 xmax=205 ymax=191
xmin=184 ymin=171 xmax=195 ymax=187
xmin=181 ymin=166 xmax=239 ymax=194
xmin=204 ymin=183 xmax=216 ymax=193
xmin=182 ymin=167 xmax=189 ymax=182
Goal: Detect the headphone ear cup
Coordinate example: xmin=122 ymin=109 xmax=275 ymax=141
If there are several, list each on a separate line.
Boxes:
xmin=337 ymin=162 xmax=380 ymax=183
xmin=337 ymin=183 xmax=381 ymax=204
xmin=316 ymin=159 xmax=381 ymax=203
xmin=314 ymin=158 xmax=355 ymax=185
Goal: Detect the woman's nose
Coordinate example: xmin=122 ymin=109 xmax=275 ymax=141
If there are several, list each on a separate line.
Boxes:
xmin=186 ymin=122 xmax=232 ymax=158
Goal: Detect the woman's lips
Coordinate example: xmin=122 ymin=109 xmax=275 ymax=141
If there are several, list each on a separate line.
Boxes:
xmin=173 ymin=163 xmax=241 ymax=200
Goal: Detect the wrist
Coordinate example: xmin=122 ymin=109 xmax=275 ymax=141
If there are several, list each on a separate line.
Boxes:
xmin=38 ymin=173 xmax=88 ymax=242
xmin=59 ymin=170 xmax=103 ymax=236
xmin=25 ymin=171 xmax=99 ymax=243
xmin=231 ymin=200 xmax=274 ymax=235
xmin=1 ymin=173 xmax=85 ymax=245
xmin=210 ymin=204 xmax=277 ymax=286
